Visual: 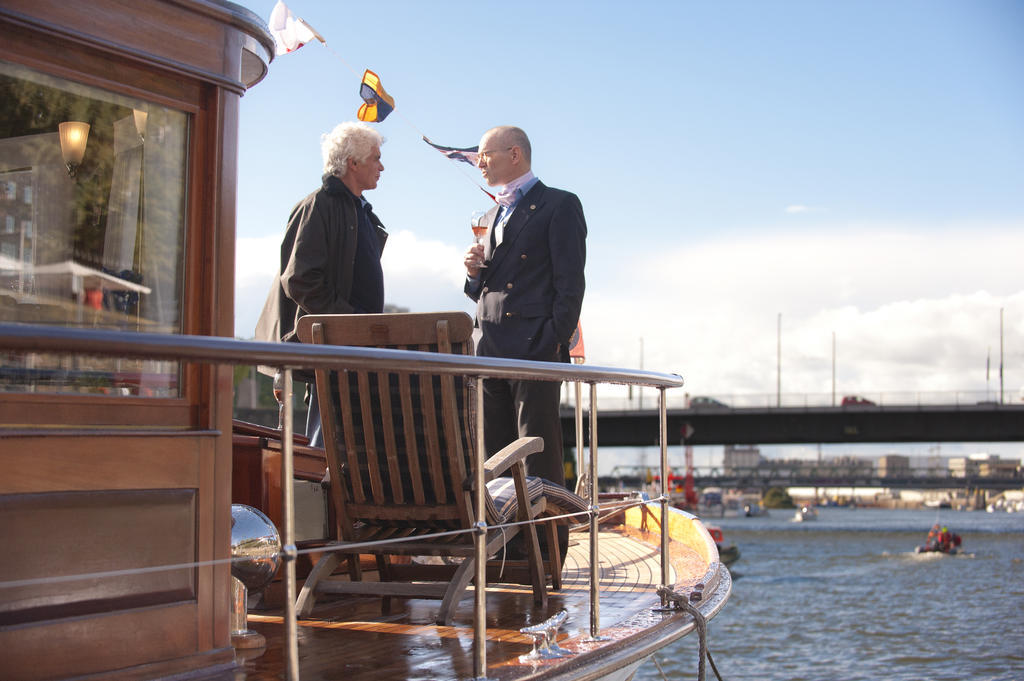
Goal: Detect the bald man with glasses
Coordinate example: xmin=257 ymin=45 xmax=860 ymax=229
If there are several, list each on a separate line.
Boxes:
xmin=464 ymin=125 xmax=587 ymax=498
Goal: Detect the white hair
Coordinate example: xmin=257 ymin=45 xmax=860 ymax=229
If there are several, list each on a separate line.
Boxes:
xmin=321 ymin=122 xmax=384 ymax=177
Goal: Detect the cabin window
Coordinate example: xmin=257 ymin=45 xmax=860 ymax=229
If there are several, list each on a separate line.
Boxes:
xmin=0 ymin=60 xmax=188 ymax=398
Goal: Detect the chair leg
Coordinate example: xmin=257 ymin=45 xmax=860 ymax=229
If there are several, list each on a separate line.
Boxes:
xmin=511 ymin=462 xmax=549 ymax=609
xmin=346 ymin=553 xmax=362 ymax=581
xmin=522 ymin=521 xmax=548 ymax=608
xmin=546 ymin=520 xmax=562 ymax=590
xmin=436 ymin=555 xmax=477 ymax=626
xmin=376 ymin=555 xmax=392 ymax=615
xmin=296 ymin=550 xmax=343 ymax=617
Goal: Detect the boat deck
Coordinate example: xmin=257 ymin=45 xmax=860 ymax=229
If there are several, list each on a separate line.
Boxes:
xmin=235 ymin=522 xmax=719 ymax=681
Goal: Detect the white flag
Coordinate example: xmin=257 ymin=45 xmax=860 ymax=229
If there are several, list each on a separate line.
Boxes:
xmin=268 ymin=1 xmax=320 ymax=56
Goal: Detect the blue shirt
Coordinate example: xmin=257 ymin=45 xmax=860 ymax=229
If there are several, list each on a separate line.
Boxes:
xmin=349 ymin=196 xmax=385 ymax=313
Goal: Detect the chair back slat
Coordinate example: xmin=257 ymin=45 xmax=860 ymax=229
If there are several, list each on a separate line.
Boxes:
xmin=335 ymin=369 xmax=366 ymax=506
xmin=397 ymin=372 xmax=426 ymax=505
xmin=435 ymin=320 xmax=473 ymax=527
xmin=376 ymin=369 xmax=404 ymax=504
xmin=417 ymin=370 xmax=447 ymax=506
xmin=356 ymin=370 xmax=386 ymax=503
xmin=310 ymin=322 xmax=355 ymax=534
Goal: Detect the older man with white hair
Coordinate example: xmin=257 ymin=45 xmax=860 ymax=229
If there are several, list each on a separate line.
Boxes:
xmin=256 ymin=121 xmax=387 ymax=445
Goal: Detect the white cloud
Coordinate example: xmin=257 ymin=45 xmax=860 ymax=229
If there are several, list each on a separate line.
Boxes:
xmin=234 ymin=234 xmax=281 ymax=338
xmin=236 ymin=234 xmax=281 ymax=288
xmin=379 ymin=230 xmax=475 ymax=314
xmin=580 ymin=224 xmax=1024 ymax=401
xmin=235 ymin=222 xmax=1024 ymax=405
xmin=234 ymin=230 xmax=472 ymax=337
xmin=785 ymin=205 xmax=812 ymax=213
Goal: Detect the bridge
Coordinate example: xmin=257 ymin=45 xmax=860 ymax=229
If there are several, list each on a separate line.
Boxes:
xmin=596 ymin=464 xmax=1023 ymax=492
xmin=238 ymin=388 xmax=1024 ymax=447
xmin=559 ymin=402 xmax=1024 ymax=446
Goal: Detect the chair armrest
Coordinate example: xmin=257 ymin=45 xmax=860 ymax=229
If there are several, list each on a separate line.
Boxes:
xmin=483 ymin=436 xmax=543 ymax=482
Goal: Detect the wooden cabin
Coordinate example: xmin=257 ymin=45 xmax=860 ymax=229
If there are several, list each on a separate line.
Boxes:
xmin=0 ymin=2 xmax=274 ymax=679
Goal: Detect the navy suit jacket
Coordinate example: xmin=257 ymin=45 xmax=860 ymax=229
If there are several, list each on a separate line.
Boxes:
xmin=465 ymin=180 xmax=586 ymax=362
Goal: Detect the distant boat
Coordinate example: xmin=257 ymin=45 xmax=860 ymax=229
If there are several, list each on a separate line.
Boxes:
xmin=915 ymin=536 xmax=963 ymax=555
xmin=792 ymin=505 xmax=818 ymax=522
xmin=698 ymin=487 xmax=725 ymax=518
xmin=915 ymin=543 xmax=962 ymax=555
xmin=986 ymin=491 xmax=1023 ymax=513
xmin=743 ymin=501 xmax=769 ymax=517
xmin=706 ymin=525 xmax=740 ymax=567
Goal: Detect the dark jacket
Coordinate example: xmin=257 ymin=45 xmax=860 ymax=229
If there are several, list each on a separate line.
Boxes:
xmin=255 ymin=174 xmax=387 ymax=356
xmin=465 ymin=181 xmax=586 ymax=362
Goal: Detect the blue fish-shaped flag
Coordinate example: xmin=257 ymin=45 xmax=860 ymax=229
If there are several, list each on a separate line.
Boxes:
xmin=422 ymin=136 xmax=479 ymax=166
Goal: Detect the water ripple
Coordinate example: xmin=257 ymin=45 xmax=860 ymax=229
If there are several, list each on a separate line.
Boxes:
xmin=636 ymin=508 xmax=1024 ymax=681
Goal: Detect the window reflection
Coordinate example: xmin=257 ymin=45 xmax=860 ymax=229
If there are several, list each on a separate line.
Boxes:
xmin=0 ymin=61 xmax=188 ymax=397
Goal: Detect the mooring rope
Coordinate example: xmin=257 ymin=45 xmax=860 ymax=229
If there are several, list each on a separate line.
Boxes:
xmin=656 ymin=585 xmax=727 ymax=681
xmin=708 ymin=647 xmax=724 ymax=681
xmin=652 ymin=653 xmax=670 ymax=680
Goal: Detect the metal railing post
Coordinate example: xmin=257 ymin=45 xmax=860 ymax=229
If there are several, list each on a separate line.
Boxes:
xmin=574 ymin=380 xmax=586 ymax=500
xmin=588 ymin=382 xmax=601 ymax=639
xmin=659 ymin=387 xmax=670 ymax=598
xmin=473 ymin=377 xmax=487 ymax=679
xmin=281 ymin=368 xmax=299 ymax=681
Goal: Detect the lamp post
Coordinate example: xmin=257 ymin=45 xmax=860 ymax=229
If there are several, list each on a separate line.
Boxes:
xmin=776 ymin=313 xmax=781 ymax=408
xmin=638 ymin=337 xmax=644 ymax=410
xmin=1000 ymin=307 xmax=1004 ymax=403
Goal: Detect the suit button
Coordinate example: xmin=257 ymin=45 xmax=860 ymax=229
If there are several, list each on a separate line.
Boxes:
xmin=482 ymin=287 xmax=489 ymax=293
xmin=520 ymin=254 xmax=527 ymax=260
xmin=506 ymin=282 xmax=514 ymax=289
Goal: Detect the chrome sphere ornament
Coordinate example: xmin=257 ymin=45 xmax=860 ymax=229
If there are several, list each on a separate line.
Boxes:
xmin=231 ymin=504 xmax=281 ymax=591
xmin=230 ymin=504 xmax=281 ymax=649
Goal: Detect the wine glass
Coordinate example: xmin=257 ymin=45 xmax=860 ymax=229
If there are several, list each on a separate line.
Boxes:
xmin=470 ymin=210 xmax=488 ymax=269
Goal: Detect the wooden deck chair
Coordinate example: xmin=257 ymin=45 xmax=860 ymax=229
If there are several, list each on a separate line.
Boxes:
xmin=294 ymin=312 xmax=565 ymax=625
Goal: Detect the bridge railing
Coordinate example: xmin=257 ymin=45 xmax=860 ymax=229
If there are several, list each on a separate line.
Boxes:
xmin=602 ymin=463 xmax=1023 ymax=491
xmin=562 ymin=388 xmax=1015 ymax=411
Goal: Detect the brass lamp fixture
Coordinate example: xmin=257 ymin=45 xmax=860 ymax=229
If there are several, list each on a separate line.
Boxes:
xmin=58 ymin=121 xmax=90 ymax=177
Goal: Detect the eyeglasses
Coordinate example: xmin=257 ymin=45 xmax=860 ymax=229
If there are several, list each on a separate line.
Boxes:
xmin=476 ymin=146 xmax=513 ymax=163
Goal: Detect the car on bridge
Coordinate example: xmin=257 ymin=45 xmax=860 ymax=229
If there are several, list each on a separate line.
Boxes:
xmin=689 ymin=396 xmax=729 ymax=409
xmin=841 ymin=395 xmax=875 ymax=406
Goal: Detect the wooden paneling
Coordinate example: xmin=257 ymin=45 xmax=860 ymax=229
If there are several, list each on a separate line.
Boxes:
xmin=0 ymin=432 xmax=226 ymax=680
xmin=1 ymin=602 xmax=210 ymax=681
xmin=0 ymin=16 xmax=203 ymax=112
xmin=0 ymin=432 xmax=216 ymax=493
xmin=0 ymin=0 xmax=270 ymax=94
xmin=0 ymin=399 xmax=194 ymax=430
xmin=0 ymin=1 xmax=272 ymax=678
xmin=0 ymin=488 xmax=197 ymax=625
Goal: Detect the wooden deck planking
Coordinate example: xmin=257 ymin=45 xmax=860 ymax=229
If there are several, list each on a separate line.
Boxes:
xmin=235 ymin=526 xmax=704 ymax=681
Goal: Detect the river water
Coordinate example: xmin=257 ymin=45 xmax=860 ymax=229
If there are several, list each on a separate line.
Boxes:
xmin=637 ymin=507 xmax=1024 ymax=681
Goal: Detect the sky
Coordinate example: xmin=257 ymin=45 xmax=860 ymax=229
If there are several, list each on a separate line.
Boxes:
xmin=233 ymin=1 xmax=1024 ymax=462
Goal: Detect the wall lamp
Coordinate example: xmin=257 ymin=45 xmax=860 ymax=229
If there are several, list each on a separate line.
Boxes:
xmin=58 ymin=121 xmax=90 ymax=177
xmin=133 ymin=109 xmax=148 ymax=141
